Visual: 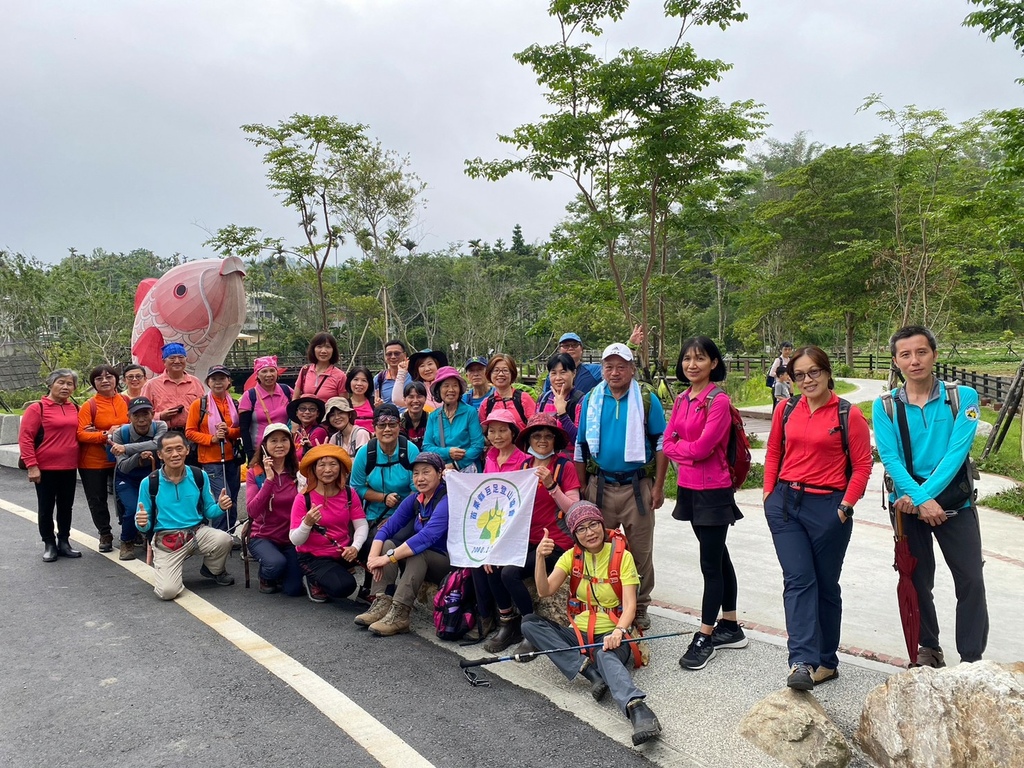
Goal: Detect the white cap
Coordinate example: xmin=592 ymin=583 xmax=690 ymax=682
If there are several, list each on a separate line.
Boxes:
xmin=601 ymin=343 xmax=633 ymax=362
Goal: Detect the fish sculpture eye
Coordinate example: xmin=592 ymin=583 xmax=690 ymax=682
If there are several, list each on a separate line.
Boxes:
xmin=173 ymin=284 xmax=188 ymax=297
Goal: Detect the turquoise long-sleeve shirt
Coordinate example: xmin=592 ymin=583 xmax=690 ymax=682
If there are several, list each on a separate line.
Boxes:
xmin=872 ymin=381 xmax=980 ymax=508
xmin=423 ymin=403 xmax=485 ymax=470
xmin=137 ymin=467 xmax=222 ymax=532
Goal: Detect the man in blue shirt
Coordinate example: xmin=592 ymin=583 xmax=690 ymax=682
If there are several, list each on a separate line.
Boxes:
xmin=873 ymin=325 xmax=987 ymax=667
xmin=374 ymin=339 xmax=408 ymax=406
xmin=574 ymin=343 xmax=667 ymax=629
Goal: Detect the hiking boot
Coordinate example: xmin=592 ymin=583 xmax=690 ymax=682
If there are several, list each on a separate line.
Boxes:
xmin=912 ymin=646 xmax=946 ymax=668
xmin=200 ymin=564 xmax=234 ymax=586
xmin=483 ymin=612 xmax=522 ymax=654
xmin=679 ymin=631 xmax=715 ymax=670
xmin=812 ymin=666 xmax=839 ymax=686
xmin=42 ymin=543 xmax=58 ymax=563
xmin=626 ymin=698 xmax=662 ymax=745
xmin=369 ymin=601 xmax=412 ymax=636
xmin=118 ymin=541 xmax=136 ymax=561
xmin=711 ymin=620 xmax=748 ymax=649
xmin=634 ymin=605 xmax=651 ymax=630
xmin=56 ymin=538 xmax=82 ymax=558
xmin=259 ymin=578 xmax=280 ymax=594
xmin=134 ymin=534 xmax=146 ymax=547
xmin=231 ymin=536 xmax=242 ymax=551
xmin=98 ymin=533 xmax=114 ymax=553
xmin=787 ymin=663 xmax=814 ymax=691
xmin=354 ymin=595 xmax=393 ymax=627
xmin=513 ymin=639 xmax=537 ymax=662
xmin=303 ymin=575 xmax=328 ymax=603
xmin=462 ymin=615 xmax=496 ymax=644
xmin=579 ymin=660 xmax=609 ymax=701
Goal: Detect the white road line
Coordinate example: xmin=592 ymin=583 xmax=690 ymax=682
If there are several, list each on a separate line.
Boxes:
xmin=0 ymin=498 xmax=435 ymax=768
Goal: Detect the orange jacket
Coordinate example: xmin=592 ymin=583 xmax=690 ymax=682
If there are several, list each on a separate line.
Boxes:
xmin=185 ymin=395 xmax=242 ymax=464
xmin=78 ymin=394 xmax=130 ymax=469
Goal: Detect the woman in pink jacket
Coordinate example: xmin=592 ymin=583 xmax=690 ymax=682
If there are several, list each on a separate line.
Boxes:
xmin=663 ymin=336 xmax=745 ymax=672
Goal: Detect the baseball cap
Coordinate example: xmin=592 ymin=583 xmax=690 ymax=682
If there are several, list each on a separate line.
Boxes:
xmin=127 ymin=397 xmax=154 ymax=414
xmin=465 ymin=356 xmax=488 ymax=369
xmin=205 ymin=365 xmax=231 ymax=381
xmin=558 ymin=333 xmax=583 ymax=345
xmin=601 ymin=343 xmax=633 ymax=362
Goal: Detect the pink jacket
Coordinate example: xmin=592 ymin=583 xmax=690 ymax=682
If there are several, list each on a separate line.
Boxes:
xmin=663 ymin=386 xmax=732 ymax=491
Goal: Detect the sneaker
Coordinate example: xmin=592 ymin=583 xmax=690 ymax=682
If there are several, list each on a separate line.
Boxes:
xmin=679 ymin=631 xmax=716 ymax=670
xmin=199 ymin=564 xmax=235 ymax=586
xmin=99 ymin=533 xmax=114 ymax=553
xmin=812 ymin=666 xmax=839 ymax=686
xmin=634 ymin=605 xmax=651 ymax=630
xmin=711 ymin=621 xmax=748 ymax=649
xmin=912 ymin=646 xmax=946 ymax=668
xmin=787 ymin=663 xmax=814 ymax=691
xmin=303 ymin=575 xmax=328 ymax=603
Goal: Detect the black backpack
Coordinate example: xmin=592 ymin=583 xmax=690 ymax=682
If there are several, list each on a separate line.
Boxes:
xmin=778 ymin=395 xmax=852 ymax=490
xmin=483 ymin=389 xmax=528 ymax=425
xmin=145 ymin=466 xmax=207 ymax=542
xmin=365 ymin=436 xmax=413 ymax=474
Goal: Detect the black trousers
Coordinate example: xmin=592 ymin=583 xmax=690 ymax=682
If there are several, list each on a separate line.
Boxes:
xmin=79 ymin=467 xmax=114 ymax=537
xmin=904 ymin=506 xmax=989 ymax=662
xmin=36 ymin=469 xmax=77 ymax=544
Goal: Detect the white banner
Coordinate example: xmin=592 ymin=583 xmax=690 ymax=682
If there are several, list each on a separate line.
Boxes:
xmin=445 ymin=469 xmax=538 ymax=568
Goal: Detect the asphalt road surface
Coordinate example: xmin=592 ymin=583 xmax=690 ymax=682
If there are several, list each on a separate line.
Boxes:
xmin=0 ymin=466 xmax=657 ymax=768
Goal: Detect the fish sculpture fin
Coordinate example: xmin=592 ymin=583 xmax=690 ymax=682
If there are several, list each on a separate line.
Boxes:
xmin=133 ymin=326 xmax=167 ymax=373
xmin=135 ymin=278 xmax=158 ymax=312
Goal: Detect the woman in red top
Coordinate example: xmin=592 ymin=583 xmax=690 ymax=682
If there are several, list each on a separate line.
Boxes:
xmin=762 ymin=346 xmax=872 ymax=691
xmin=292 ymin=332 xmax=347 ymax=403
xmin=479 ymin=353 xmax=536 ymax=432
xmin=185 ymin=366 xmax=243 ymax=531
xmin=287 ymin=396 xmax=328 ymax=462
xmin=20 ymin=369 xmax=81 ymax=562
xmin=78 ymin=365 xmax=130 ymax=553
xmin=289 ymin=443 xmax=367 ymax=603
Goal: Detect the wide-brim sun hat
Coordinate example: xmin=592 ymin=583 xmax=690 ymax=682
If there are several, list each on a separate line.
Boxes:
xmin=299 ymin=443 xmax=353 ymax=486
xmin=516 ymin=411 xmax=569 ymax=452
xmin=430 ymin=365 xmax=467 ymax=401
xmin=408 ymin=349 xmax=450 ymax=380
xmin=287 ymin=395 xmax=326 ymax=424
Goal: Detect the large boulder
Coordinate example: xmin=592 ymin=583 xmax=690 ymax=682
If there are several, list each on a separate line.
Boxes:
xmin=856 ymin=661 xmax=1024 ymax=768
xmin=739 ymin=688 xmax=851 ymax=768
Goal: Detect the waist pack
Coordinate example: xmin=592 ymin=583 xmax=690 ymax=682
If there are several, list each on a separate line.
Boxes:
xmin=155 ymin=528 xmax=197 ymax=552
xmin=433 ymin=568 xmax=478 ymax=641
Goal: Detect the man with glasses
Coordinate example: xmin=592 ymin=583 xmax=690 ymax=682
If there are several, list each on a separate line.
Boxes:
xmin=873 ymin=325 xmax=987 ymax=668
xmin=574 ymin=344 xmax=667 ymax=630
xmin=374 ymin=340 xmax=408 ymax=406
xmin=140 ymin=343 xmax=205 ymax=431
xmin=351 ymin=403 xmax=421 ymax=596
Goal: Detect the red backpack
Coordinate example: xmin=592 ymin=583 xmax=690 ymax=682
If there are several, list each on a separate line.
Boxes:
xmin=567 ymin=529 xmax=644 ymax=667
xmin=703 ymin=387 xmax=751 ymax=490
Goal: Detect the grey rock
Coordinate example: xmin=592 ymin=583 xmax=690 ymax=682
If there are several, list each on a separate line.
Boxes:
xmin=739 ymin=687 xmax=852 ymax=768
xmin=856 ymin=660 xmax=1024 ymax=768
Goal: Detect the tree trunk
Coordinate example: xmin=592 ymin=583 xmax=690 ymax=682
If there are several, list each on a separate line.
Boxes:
xmin=844 ymin=311 xmax=855 ymax=367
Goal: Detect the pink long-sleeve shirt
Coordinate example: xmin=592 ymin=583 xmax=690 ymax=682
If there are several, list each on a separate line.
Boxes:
xmin=663 ymin=386 xmax=732 ymax=491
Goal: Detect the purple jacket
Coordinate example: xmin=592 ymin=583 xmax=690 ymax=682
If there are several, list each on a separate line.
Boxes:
xmin=663 ymin=386 xmax=732 ymax=491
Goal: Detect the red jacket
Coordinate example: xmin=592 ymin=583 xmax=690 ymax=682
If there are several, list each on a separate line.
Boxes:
xmin=763 ymin=393 xmax=872 ymax=505
xmin=20 ymin=397 xmax=80 ymax=471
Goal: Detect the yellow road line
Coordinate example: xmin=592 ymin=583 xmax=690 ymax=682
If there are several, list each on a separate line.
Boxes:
xmin=0 ymin=498 xmax=434 ymax=768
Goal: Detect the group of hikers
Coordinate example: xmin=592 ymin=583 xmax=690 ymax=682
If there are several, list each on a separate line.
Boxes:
xmin=18 ymin=324 xmax=988 ymax=748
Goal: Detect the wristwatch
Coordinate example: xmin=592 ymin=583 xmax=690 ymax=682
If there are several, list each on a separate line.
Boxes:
xmin=386 ymin=548 xmax=398 ymax=564
xmin=838 ymin=503 xmax=854 ymax=518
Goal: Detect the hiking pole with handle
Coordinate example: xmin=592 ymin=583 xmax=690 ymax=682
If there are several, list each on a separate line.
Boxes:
xmin=459 ymin=630 xmax=689 ymax=687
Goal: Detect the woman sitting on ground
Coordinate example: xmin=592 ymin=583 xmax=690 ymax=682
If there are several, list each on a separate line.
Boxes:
xmin=345 ymin=366 xmax=375 ymax=430
xmin=355 ymin=452 xmax=450 ymax=636
xmin=246 ymin=423 xmax=303 ymax=596
xmin=290 ymin=444 xmax=367 ymax=604
xmin=524 ymin=501 xmax=662 ymax=746
xmin=478 ymin=413 xmax=578 ymax=653
xmin=287 ymin=396 xmax=328 ymax=462
xmin=423 ymin=366 xmax=485 ymax=472
xmin=400 ymin=380 xmax=431 ymax=449
xmin=325 ymin=397 xmax=371 ymax=458
xmin=478 ymin=353 xmax=536 ymax=432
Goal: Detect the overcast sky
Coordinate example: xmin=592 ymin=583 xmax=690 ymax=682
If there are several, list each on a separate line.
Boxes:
xmin=2 ymin=0 xmax=1021 ymax=264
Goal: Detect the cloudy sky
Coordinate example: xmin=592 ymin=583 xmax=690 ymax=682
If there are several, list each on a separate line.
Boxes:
xmin=2 ymin=0 xmax=1021 ymax=264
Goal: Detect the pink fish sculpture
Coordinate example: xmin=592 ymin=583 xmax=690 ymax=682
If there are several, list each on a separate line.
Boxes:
xmin=131 ymin=257 xmax=247 ymax=380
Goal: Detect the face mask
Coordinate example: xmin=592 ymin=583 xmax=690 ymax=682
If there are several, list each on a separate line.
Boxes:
xmin=528 ymin=447 xmax=555 ymax=460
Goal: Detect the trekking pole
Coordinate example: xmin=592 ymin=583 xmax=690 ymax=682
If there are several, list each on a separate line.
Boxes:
xmin=218 ymin=437 xmax=232 ymax=533
xmin=459 ymin=630 xmax=688 ymax=687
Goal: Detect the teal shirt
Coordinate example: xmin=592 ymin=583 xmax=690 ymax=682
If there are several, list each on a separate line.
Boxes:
xmin=423 ymin=403 xmax=486 ymax=470
xmin=351 ymin=439 xmax=421 ymax=524
xmin=137 ymin=468 xmax=222 ymax=532
xmin=872 ymin=381 xmax=980 ymax=508
xmin=574 ymin=386 xmax=666 ymax=473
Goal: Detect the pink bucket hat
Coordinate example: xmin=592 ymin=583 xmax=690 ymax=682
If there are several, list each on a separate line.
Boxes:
xmin=430 ymin=366 xmax=467 ymax=400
